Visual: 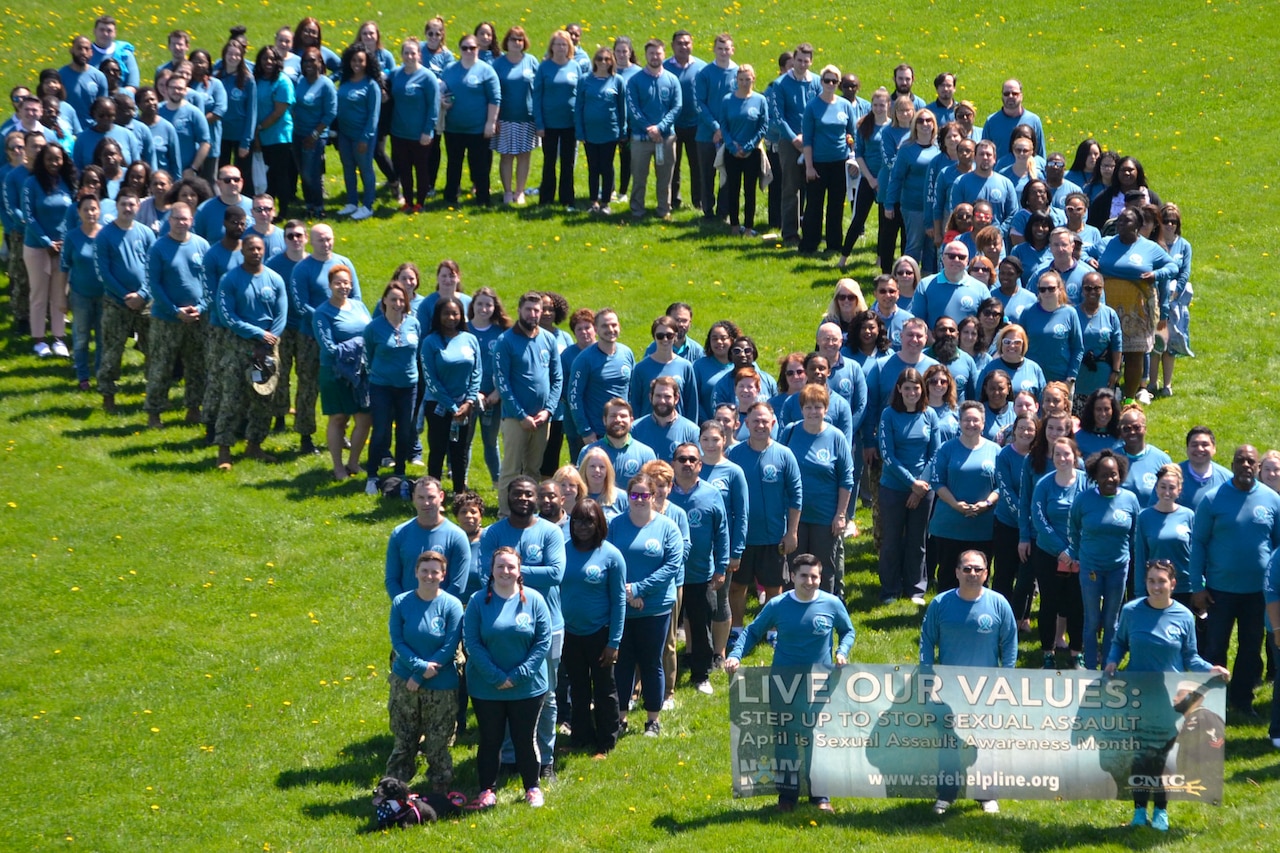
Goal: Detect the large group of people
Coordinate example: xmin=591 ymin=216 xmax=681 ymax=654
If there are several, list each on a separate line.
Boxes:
xmin=2 ymin=12 xmax=1274 ymax=829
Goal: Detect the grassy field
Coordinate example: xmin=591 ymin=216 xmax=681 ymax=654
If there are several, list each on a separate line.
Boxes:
xmin=3 ymin=1 xmax=1280 ymax=850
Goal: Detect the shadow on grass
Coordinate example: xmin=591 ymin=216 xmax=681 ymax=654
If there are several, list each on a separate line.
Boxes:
xmin=860 ymin=609 xmax=928 ymax=632
xmin=281 ymin=732 xmax=481 ymax=830
xmin=652 ymin=800 xmax=1172 ymax=848
xmin=9 ymin=401 xmax=101 ymax=421
xmin=63 ymin=421 xmax=159 ymax=440
xmin=108 ymin=434 xmax=208 ymax=456
xmin=249 ymin=468 xmax=366 ymax=503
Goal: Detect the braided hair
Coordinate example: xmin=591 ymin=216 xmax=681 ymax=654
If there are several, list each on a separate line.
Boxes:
xmin=485 ymin=546 xmax=526 ymax=604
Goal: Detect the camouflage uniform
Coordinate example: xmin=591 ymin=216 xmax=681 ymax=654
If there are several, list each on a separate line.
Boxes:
xmin=293 ymin=334 xmax=320 ymax=436
xmin=144 ymin=316 xmax=207 ymax=413
xmin=96 ymin=299 xmax=150 ymax=395
xmin=213 ymin=336 xmax=273 ymax=446
xmin=271 ymin=327 xmax=298 ymax=419
xmin=202 ymin=325 xmax=230 ymax=426
xmin=385 ymin=672 xmax=458 ymax=786
xmin=5 ymin=229 xmax=28 ymax=325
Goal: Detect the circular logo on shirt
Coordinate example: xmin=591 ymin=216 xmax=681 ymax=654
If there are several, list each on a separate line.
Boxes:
xmin=1142 ymin=473 xmax=1157 ymax=490
xmin=523 ymin=68 xmax=535 ymax=80
xmin=524 ymin=543 xmax=543 ymax=562
xmin=762 ymin=464 xmax=780 ymax=483
xmin=981 ymin=459 xmax=996 ymax=476
xmin=406 ymin=82 xmax=420 ymax=95
xmin=1129 ymin=253 xmax=1144 ymax=265
xmin=583 ymin=564 xmax=605 ymax=584
xmin=838 ymin=378 xmax=851 ymax=394
xmin=976 ymin=613 xmax=996 ymax=634
xmin=688 ymin=508 xmax=704 ymax=527
xmin=1018 ymin=378 xmax=1037 ymax=392
xmin=837 ymin=111 xmax=848 ymax=122
xmin=191 ymin=253 xmax=202 ymax=265
xmin=621 ymin=459 xmax=641 ymax=477
xmin=747 ymin=107 xmax=759 ymax=119
xmin=812 ymin=613 xmax=834 ymax=635
xmin=1112 ymin=509 xmax=1132 ymax=525
xmin=1175 ymin=523 xmax=1192 ymax=539
xmin=620 ymin=365 xmax=632 ymax=380
xmin=428 ymin=616 xmax=445 ymax=634
xmin=460 ymin=345 xmax=474 ymax=358
xmin=1254 ymin=506 xmax=1274 ymax=525
xmin=567 ymin=71 xmax=578 ymax=83
xmin=1163 ymin=622 xmax=1184 ymax=642
xmin=1053 ymin=323 xmax=1067 ymax=339
xmin=538 ymin=349 xmax=550 ymax=365
xmin=815 ymin=449 xmax=832 ymax=464
xmin=711 ymin=477 xmax=729 ymax=492
xmin=514 ymin=612 xmax=534 ymax=630
xmin=487 ymin=339 xmax=498 ymax=353
xmin=989 ymin=189 xmax=1004 ymax=201
xmin=960 ymin=295 xmax=975 ymax=310
xmin=405 ymin=330 xmax=419 ymax=347
xmin=644 ymin=538 xmax=662 ymax=556
xmin=262 ymin=286 xmax=275 ymax=300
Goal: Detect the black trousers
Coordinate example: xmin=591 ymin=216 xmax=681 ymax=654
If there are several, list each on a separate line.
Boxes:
xmin=472 ymin=693 xmax=544 ymax=790
xmin=563 ymin=627 xmax=621 ymax=753
xmin=718 ymin=148 xmax=761 ymax=229
xmin=422 ymin=401 xmax=476 ymax=491
xmin=539 ymin=127 xmax=577 ymax=206
xmin=799 ymin=159 xmax=846 ymax=252
xmin=443 ymin=132 xmax=492 ymax=205
xmin=391 ymin=135 xmax=432 ymax=205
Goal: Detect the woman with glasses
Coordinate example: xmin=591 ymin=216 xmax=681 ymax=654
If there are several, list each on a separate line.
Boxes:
xmin=630 ymin=315 xmax=698 ymax=422
xmin=978 ymin=323 xmax=1045 ymax=401
xmin=820 ymin=278 xmax=868 ymax=342
xmin=560 ymin=498 xmax=627 ymax=757
xmin=1020 ymin=269 xmax=1083 ymax=385
xmin=799 ymin=65 xmax=858 ymax=255
xmin=491 ymin=27 xmax=539 ymax=206
xmin=884 ymin=110 xmax=940 ymax=266
xmin=439 ymin=34 xmax=500 ymax=207
xmin=922 ymin=363 xmax=959 ymax=443
xmin=1151 ymin=202 xmax=1193 ymax=397
xmin=1104 ymin=558 xmax=1227 ymax=831
xmin=1072 ymin=272 xmax=1122 ymax=408
xmin=889 ymin=254 xmax=922 ymax=305
xmin=533 ymin=30 xmax=581 ymax=211
xmin=768 ymin=351 xmax=810 ymax=416
xmin=608 ymin=473 xmax=683 ymax=738
xmin=1063 ymin=190 xmax=1102 ymax=258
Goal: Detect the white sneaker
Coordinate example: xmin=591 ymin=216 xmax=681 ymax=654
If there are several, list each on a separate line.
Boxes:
xmin=910 ymin=595 xmax=927 ymax=606
xmin=1272 ymin=737 xmax=1280 ymax=749
xmin=661 ymin=697 xmax=675 ymax=711
xmin=51 ymin=339 xmax=70 ymax=358
xmin=364 ymin=478 xmax=378 ymax=496
xmin=33 ymin=341 xmax=52 ymax=357
xmin=352 ymin=205 xmax=373 ymax=221
xmin=933 ymin=799 xmax=950 ymax=815
xmin=1135 ymin=388 xmax=1154 ymax=405
xmin=981 ymin=800 xmax=1000 ymax=814
xmin=695 ymin=681 xmax=714 ymax=695
xmin=525 ymin=787 xmax=544 ymax=808
xmin=337 ymin=203 xmax=358 ymax=216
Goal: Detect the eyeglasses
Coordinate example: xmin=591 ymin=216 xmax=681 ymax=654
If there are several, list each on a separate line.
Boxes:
xmin=785 ymin=368 xmax=806 ymax=376
xmin=836 ymin=293 xmax=857 ymax=301
xmin=1082 ymin=285 xmax=1103 ymax=292
xmin=821 ymin=77 xmax=838 ymax=85
xmin=894 ymin=270 xmax=914 ymax=278
xmin=460 ymin=44 xmax=478 ymax=51
xmin=959 ymin=565 xmax=987 ymax=574
xmin=654 ymin=332 xmax=675 ymax=341
xmin=219 ymin=176 xmax=242 ymax=183
xmin=674 ymin=455 xmax=699 ymax=464
xmin=1002 ymin=90 xmax=1021 ymax=97
xmin=1037 ymin=286 xmax=1057 ymax=293
xmin=729 ymin=346 xmax=750 ymax=355
xmin=1001 ymin=338 xmax=1022 ymax=347
xmin=426 ymin=30 xmax=443 ymax=37
xmin=1047 ymin=160 xmax=1065 ymax=167
xmin=929 ymin=377 xmax=950 ymax=386
xmin=285 ymin=232 xmax=306 ymax=240
xmin=6 ymin=145 xmax=23 ymax=152
xmin=944 ymin=252 xmax=967 ymax=261
xmin=1162 ymin=218 xmax=1179 ymax=225
xmin=252 ymin=205 xmax=273 ymax=212
xmin=629 ymin=492 xmax=653 ymax=501
xmin=980 ymin=309 xmax=1002 ymax=318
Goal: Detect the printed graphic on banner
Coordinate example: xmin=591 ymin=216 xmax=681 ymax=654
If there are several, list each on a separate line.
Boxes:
xmin=729 ymin=664 xmax=1225 ymax=802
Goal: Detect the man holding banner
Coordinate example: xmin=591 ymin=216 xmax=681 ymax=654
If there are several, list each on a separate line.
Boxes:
xmin=725 ymin=554 xmax=854 ymax=813
xmin=919 ymin=550 xmax=1017 ymax=815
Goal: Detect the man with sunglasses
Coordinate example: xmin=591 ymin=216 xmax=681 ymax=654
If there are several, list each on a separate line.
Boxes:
xmin=193 ymin=165 xmax=253 ymax=242
xmin=910 ymin=240 xmax=988 ymax=330
xmin=920 ymin=550 xmax=1016 ymax=815
xmin=671 ymin=443 xmax=730 ymax=695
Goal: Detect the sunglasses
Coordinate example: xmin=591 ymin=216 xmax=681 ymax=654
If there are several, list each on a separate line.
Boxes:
xmin=944 ymin=252 xmax=967 ymax=260
xmin=674 ymin=455 xmax=699 ymax=464
xmin=654 ymin=332 xmax=675 ymax=341
xmin=460 ymin=44 xmax=478 ymax=51
xmin=959 ymin=565 xmax=987 ymax=574
xmin=219 ymin=176 xmax=242 ymax=183
xmin=785 ymin=368 xmax=806 ymax=376
xmin=1082 ymin=285 xmax=1103 ymax=292
xmin=252 ymin=205 xmax=273 ymax=212
xmin=821 ymin=77 xmax=838 ymax=84
xmin=629 ymin=492 xmax=653 ymax=501
xmin=1162 ymin=218 xmax=1179 ymax=225
xmin=981 ymin=310 xmax=1002 ymax=318
xmin=729 ymin=347 xmax=751 ymax=355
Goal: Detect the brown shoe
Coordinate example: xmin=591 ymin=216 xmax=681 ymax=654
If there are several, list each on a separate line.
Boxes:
xmin=216 ymin=447 xmax=234 ymax=471
xmin=245 ymin=441 xmax=278 ymax=464
xmin=185 ymin=406 xmax=202 ymax=424
xmin=147 ymin=413 xmax=163 ymax=429
xmin=102 ymin=393 xmax=117 ymax=414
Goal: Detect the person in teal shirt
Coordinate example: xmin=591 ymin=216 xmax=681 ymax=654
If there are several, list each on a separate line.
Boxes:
xmin=386 ymin=550 xmax=464 ymax=788
xmin=335 ymin=44 xmax=382 ymax=217
xmin=252 ymin=47 xmax=296 ymax=212
xmin=363 ymin=281 xmax=419 ymax=490
xmin=419 ymin=296 xmax=482 ymax=491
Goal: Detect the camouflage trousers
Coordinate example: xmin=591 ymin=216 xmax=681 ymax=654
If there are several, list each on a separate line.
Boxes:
xmin=202 ymin=326 xmax=230 ymax=426
xmin=5 ymin=229 xmax=29 ymax=325
xmin=144 ymin=316 xmax=207 ymax=414
xmin=271 ymin=330 xmax=319 ymax=435
xmin=385 ymin=673 xmax=458 ymax=786
xmin=213 ymin=335 xmax=274 ymax=446
xmin=97 ymin=299 xmax=150 ymax=395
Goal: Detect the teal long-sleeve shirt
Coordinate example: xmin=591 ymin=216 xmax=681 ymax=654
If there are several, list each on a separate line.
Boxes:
xmin=389 ymin=590 xmax=464 ymax=689
xmin=148 ymin=234 xmax=212 ymax=321
xmin=1188 ymin=480 xmax=1280 ymax=594
xmin=94 ymin=221 xmax=156 ymax=304
xmin=494 ymin=327 xmax=563 ymax=421
xmin=1068 ymin=486 xmax=1140 ymax=573
xmin=217 ymin=265 xmax=287 ymax=342
xmin=464 ymin=588 xmax=552 ymax=701
xmin=419 ymin=330 xmax=482 ymax=414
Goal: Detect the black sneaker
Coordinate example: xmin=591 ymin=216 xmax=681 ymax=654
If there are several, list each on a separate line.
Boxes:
xmin=643 ymin=720 xmax=661 ymax=738
xmin=539 ymin=764 xmax=557 ymax=783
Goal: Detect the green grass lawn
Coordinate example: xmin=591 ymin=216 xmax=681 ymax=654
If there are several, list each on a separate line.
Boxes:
xmin=3 ymin=1 xmax=1280 ymax=850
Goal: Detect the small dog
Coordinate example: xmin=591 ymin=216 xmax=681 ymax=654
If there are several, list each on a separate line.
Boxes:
xmin=373 ymin=776 xmax=465 ymax=828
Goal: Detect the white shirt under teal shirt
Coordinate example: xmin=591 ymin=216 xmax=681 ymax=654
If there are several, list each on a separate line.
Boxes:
xmin=730 ymin=591 xmax=854 ymax=669
xmin=920 ymin=589 xmax=1017 ymax=668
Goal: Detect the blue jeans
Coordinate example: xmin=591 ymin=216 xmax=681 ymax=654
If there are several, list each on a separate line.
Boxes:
xmin=337 ymin=133 xmax=376 ymax=207
xmin=901 ymin=206 xmax=935 ymax=272
xmin=478 ymin=400 xmax=501 ymax=483
xmin=616 ymin=613 xmax=670 ymax=714
xmin=1080 ymin=566 xmax=1127 ymax=670
xmin=366 ymin=383 xmax=415 ymax=477
xmin=293 ymin=138 xmax=327 ymax=209
xmin=69 ymin=291 xmax=103 ymax=382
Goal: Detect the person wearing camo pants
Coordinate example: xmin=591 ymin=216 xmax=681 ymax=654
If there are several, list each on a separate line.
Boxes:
xmin=144 ymin=202 xmax=210 ymax=427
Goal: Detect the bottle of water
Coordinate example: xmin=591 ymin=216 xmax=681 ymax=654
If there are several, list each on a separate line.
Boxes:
xmin=655 ymin=142 xmax=665 ymax=166
xmin=450 ymin=419 xmax=460 ymax=443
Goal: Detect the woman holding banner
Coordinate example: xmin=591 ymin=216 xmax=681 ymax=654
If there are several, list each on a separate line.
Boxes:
xmin=725 ymin=554 xmax=854 ymax=813
xmin=1104 ymin=559 xmax=1228 ymax=831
